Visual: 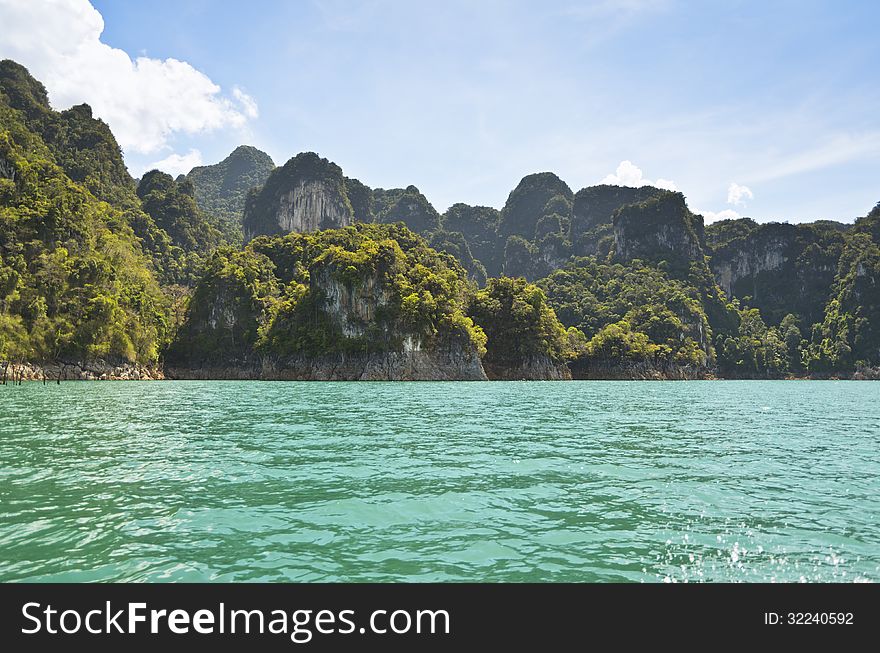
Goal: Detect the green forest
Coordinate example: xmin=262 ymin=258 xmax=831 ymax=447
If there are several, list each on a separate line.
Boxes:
xmin=1 ymin=60 xmax=878 ymax=380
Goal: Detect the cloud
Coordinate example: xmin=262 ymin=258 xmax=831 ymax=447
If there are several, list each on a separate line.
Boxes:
xmin=727 ymin=182 xmax=753 ymax=206
xmin=233 ymin=87 xmax=259 ymax=119
xmin=696 ymin=208 xmax=743 ymax=223
xmin=747 ymin=132 xmax=880 ymax=184
xmin=0 ymin=0 xmax=258 ymax=155
xmin=143 ymin=149 xmax=203 ymax=178
xmin=600 ymin=160 xmax=678 ymax=191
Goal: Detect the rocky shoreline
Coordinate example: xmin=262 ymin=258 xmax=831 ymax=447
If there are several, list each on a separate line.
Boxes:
xmin=167 ymin=348 xmax=488 ymax=381
xmin=1 ymin=360 xmax=164 ymax=383
xmin=2 ymin=359 xmax=877 ymax=382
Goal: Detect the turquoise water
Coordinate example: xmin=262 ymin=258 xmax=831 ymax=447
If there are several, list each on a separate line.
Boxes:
xmin=0 ymin=381 xmax=878 ymax=582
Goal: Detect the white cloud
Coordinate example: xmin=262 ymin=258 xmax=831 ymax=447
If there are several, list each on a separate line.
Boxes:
xmin=696 ymin=208 xmax=743 ymax=223
xmin=747 ymin=132 xmax=880 ymax=184
xmin=0 ymin=0 xmax=258 ymax=155
xmin=727 ymin=182 xmax=753 ymax=206
xmin=233 ymin=87 xmax=259 ymax=119
xmin=144 ymin=149 xmax=203 ymax=178
xmin=600 ymin=160 xmax=678 ymax=191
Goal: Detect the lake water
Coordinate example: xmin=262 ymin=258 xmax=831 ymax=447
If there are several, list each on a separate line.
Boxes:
xmin=1 ymin=381 xmax=878 ymax=582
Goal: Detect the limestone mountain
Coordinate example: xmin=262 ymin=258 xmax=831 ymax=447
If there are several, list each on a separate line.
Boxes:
xmin=571 ymin=185 xmax=667 ymax=241
xmin=612 ymin=191 xmax=705 ymax=271
xmin=0 ymin=59 xmax=135 ymax=207
xmin=570 ymin=184 xmax=667 ymax=257
xmin=372 ymin=185 xmax=441 ymax=234
xmin=498 ymin=172 xmax=573 ymax=242
xmin=807 ymin=203 xmax=880 ymax=373
xmin=185 ymin=145 xmax=275 ymax=243
xmin=3 ymin=60 xmax=879 ymax=380
xmin=440 ymin=203 xmax=502 ymax=276
xmin=166 ymin=223 xmax=492 ymax=380
xmin=0 ymin=64 xmax=169 ymax=370
xmin=705 ymin=218 xmax=846 ymax=326
xmin=242 ymin=152 xmax=356 ymax=241
xmin=137 ymin=170 xmax=222 ymax=254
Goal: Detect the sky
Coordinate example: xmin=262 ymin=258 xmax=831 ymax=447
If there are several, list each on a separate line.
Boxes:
xmin=0 ymin=0 xmax=878 ymax=223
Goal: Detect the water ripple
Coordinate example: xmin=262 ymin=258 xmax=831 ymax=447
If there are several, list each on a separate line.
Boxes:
xmin=1 ymin=380 xmax=878 ymax=582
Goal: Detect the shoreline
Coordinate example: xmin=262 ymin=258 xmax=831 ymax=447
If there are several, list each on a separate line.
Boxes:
xmin=2 ymin=362 xmax=877 ymax=383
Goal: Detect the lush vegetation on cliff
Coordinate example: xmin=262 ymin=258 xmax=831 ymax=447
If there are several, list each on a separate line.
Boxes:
xmin=2 ymin=59 xmax=878 ymax=379
xmin=539 ymin=258 xmax=712 ymax=371
xmin=469 ymin=277 xmax=581 ymax=375
xmin=804 ymin=205 xmax=880 ymax=374
xmin=168 ymin=223 xmax=487 ymax=365
xmin=0 ymin=69 xmax=168 ymax=365
xmin=185 ymin=145 xmax=275 ymax=244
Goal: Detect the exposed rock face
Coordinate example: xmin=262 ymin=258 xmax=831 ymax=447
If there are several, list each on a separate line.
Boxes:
xmin=315 ymin=266 xmax=392 ymax=338
xmin=853 ymin=365 xmax=880 ymax=380
xmin=167 ymin=228 xmax=491 ymax=381
xmin=712 ymin=232 xmax=790 ymax=299
xmin=243 ymin=152 xmax=354 ymax=240
xmin=167 ymin=347 xmax=487 ymax=381
xmin=569 ymin=359 xmax=708 ymax=380
xmin=613 ymin=192 xmax=705 ymax=269
xmin=274 ymin=179 xmax=352 ymax=234
xmin=0 ymin=155 xmax=15 ymax=181
xmin=705 ymin=219 xmax=845 ymax=325
xmin=483 ymin=355 xmax=571 ymax=380
xmin=2 ymin=360 xmax=163 ymax=381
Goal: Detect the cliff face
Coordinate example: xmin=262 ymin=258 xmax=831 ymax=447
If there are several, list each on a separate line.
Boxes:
xmin=483 ymin=355 xmax=571 ymax=380
xmin=168 ymin=263 xmax=489 ymax=381
xmin=4 ymin=360 xmax=163 ymax=382
xmin=569 ymin=359 xmax=708 ymax=380
xmin=612 ymin=192 xmax=705 ymax=269
xmin=168 ymin=347 xmax=487 ymax=381
xmin=273 ymin=178 xmax=353 ymax=234
xmin=314 ymin=265 xmax=391 ymax=338
xmin=168 ymin=224 xmax=496 ymax=380
xmin=243 ymin=152 xmax=354 ymax=240
xmin=571 ymin=184 xmax=667 ymax=243
xmin=706 ymin=220 xmax=845 ymax=325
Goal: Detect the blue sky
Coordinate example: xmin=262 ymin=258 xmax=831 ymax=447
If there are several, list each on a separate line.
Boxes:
xmin=2 ymin=1 xmax=878 ymax=222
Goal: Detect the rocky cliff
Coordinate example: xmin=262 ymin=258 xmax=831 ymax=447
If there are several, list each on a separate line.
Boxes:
xmin=3 ymin=359 xmax=163 ymax=382
xmin=482 ymin=355 xmax=571 ymax=380
xmin=498 ymin=172 xmax=573 ymax=241
xmin=168 ymin=348 xmax=487 ymax=381
xmin=571 ymin=184 xmax=667 ymax=243
xmin=705 ymin=219 xmax=845 ymax=325
xmin=243 ymin=152 xmax=355 ymax=240
xmin=612 ymin=192 xmax=705 ymax=270
xmin=167 ymin=224 xmax=495 ymax=380
xmin=569 ymin=358 xmax=709 ymax=380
